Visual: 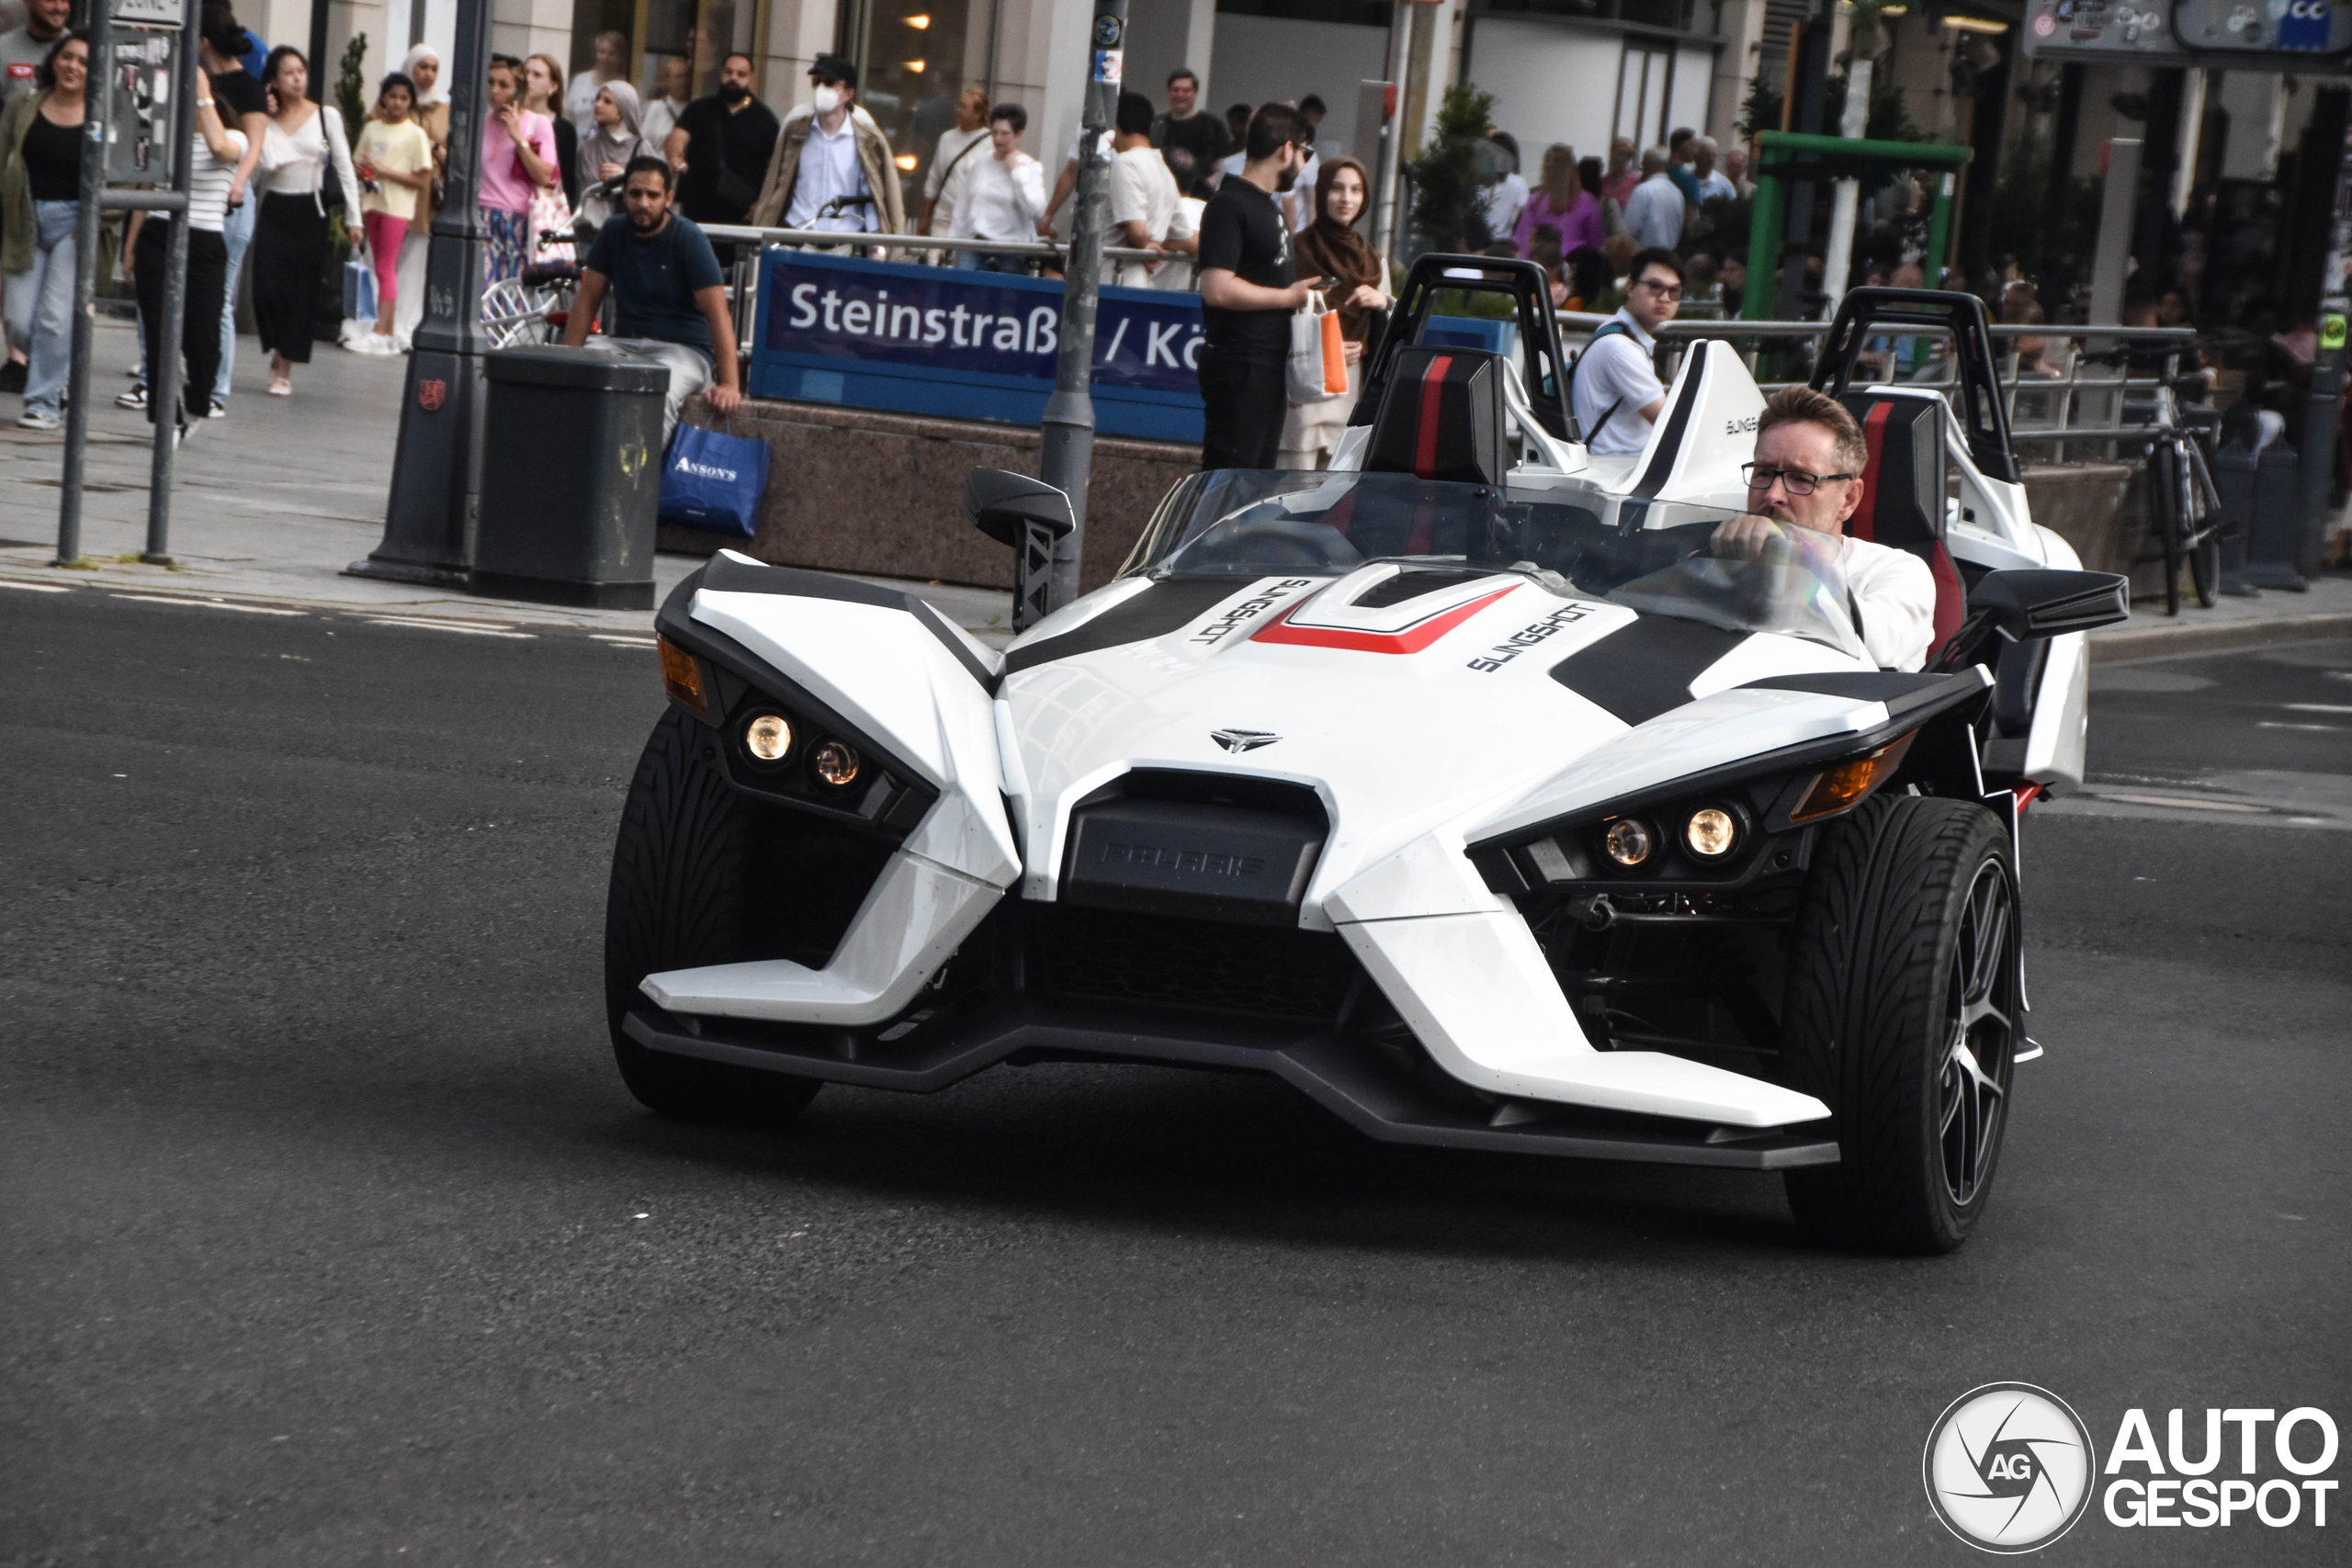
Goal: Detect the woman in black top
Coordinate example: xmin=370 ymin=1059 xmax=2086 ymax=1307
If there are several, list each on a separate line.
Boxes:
xmin=0 ymin=29 xmax=87 ymax=430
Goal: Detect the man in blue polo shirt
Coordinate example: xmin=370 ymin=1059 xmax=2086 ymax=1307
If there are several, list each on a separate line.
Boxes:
xmin=562 ymin=155 xmax=742 ymax=440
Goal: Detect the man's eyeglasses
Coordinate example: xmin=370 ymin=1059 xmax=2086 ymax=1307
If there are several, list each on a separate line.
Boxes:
xmin=1742 ymin=462 xmax=1859 ymax=497
xmin=1633 ymin=278 xmax=1684 ymax=300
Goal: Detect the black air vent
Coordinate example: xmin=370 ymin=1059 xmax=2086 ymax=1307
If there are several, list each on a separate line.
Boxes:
xmin=1028 ymin=906 xmax=1362 ymax=1023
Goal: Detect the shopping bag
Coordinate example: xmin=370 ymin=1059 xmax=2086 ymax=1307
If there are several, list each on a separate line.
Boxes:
xmin=1286 ymin=294 xmax=1346 ymax=402
xmin=659 ymin=420 xmax=769 ymax=537
xmin=342 ymin=257 xmax=377 ymax=325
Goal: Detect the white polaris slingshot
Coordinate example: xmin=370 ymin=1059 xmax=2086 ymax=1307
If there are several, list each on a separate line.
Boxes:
xmin=606 ymin=268 xmax=2127 ymax=1253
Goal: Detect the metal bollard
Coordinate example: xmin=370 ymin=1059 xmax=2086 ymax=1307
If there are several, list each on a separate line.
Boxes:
xmin=2209 ymin=440 xmax=2260 ymax=597
xmin=2244 ymin=437 xmax=2310 ymax=592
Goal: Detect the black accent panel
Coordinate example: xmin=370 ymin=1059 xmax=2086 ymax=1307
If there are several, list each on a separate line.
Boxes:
xmin=1740 ymin=670 xmax=1991 ymax=724
xmin=1062 ymin=799 xmax=1325 ymax=927
xmin=1363 ymin=347 xmax=1510 ymax=484
xmin=1027 ymin=906 xmax=1358 ymax=1021
xmin=1990 ymin=638 xmax=2050 ymax=739
xmin=1001 ymin=577 xmax=1250 ymax=673
xmin=690 ymin=554 xmax=998 ymax=690
xmin=621 ymin=999 xmax=1839 ymax=1168
xmin=1549 ymin=616 xmax=1749 ymax=726
xmin=1630 ymin=344 xmax=1705 ymax=500
xmin=1351 ymin=565 xmax=1498 ymax=610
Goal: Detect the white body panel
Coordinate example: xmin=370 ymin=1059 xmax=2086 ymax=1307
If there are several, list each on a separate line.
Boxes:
xmin=645 ymin=341 xmax=2077 ymax=1134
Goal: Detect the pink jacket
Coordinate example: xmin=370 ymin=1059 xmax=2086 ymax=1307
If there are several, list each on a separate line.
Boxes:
xmin=1515 ymin=190 xmax=1605 ymax=257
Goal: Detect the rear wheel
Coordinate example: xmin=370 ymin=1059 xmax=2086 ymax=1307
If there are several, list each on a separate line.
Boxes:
xmin=603 ymin=707 xmax=822 ymax=1125
xmin=2152 ymin=440 xmax=2185 ymax=616
xmin=2181 ymin=442 xmax=2222 ymax=610
xmin=1780 ymin=795 xmax=2019 ymax=1253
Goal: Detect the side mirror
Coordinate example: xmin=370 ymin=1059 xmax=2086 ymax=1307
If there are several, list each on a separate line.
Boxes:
xmin=963 ymin=468 xmax=1075 ymax=547
xmin=962 ymin=468 xmax=1075 ymax=631
xmin=1970 ymin=568 xmax=2131 ymax=638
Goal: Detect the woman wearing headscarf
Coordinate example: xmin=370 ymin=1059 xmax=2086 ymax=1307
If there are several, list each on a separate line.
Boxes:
xmin=389 ymin=41 xmax=449 ymax=350
xmin=1278 ymin=155 xmax=1389 ymax=470
xmin=572 ymin=80 xmax=650 ymax=231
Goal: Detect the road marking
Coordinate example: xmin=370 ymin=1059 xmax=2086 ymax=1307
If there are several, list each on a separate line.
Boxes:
xmin=2285 ymin=703 xmax=2352 ymax=714
xmin=2095 ymin=792 xmax=2267 ymax=813
xmin=364 ymin=617 xmax=536 ymax=638
xmin=112 ymin=593 xmax=303 ymax=615
xmin=591 ymin=634 xmax=658 ymax=648
xmin=0 ymin=578 xmax=68 ymax=592
xmin=2257 ymin=721 xmax=2342 ymax=732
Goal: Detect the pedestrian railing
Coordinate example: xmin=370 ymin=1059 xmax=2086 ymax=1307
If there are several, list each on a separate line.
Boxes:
xmin=1555 ymin=311 xmax=2203 ymax=458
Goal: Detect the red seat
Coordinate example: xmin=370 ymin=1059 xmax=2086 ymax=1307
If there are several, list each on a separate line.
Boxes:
xmin=1839 ymin=393 xmax=1965 ymax=652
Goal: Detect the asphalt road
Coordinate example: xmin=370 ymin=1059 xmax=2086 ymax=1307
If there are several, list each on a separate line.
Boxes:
xmin=5 ymin=590 xmax=2347 ymax=1566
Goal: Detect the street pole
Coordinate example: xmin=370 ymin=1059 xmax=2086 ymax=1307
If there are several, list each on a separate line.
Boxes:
xmin=1034 ymin=0 xmax=1125 ymax=621
xmin=58 ymin=0 xmax=195 ymax=568
xmin=1820 ymin=1 xmax=1867 ymax=309
xmin=2296 ymin=116 xmax=2352 ymax=581
xmin=141 ymin=0 xmax=199 ymax=563
xmin=55 ymin=0 xmax=115 ymax=567
xmin=350 ymin=0 xmax=494 ymax=587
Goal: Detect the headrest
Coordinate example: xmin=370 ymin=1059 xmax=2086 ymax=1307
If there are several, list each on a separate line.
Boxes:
xmin=1365 ymin=347 xmax=1510 ymax=485
xmin=1838 ymin=394 xmax=1946 ymax=548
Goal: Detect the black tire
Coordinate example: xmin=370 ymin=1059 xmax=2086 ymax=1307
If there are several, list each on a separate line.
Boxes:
xmin=2182 ymin=446 xmax=2221 ymax=610
xmin=2152 ymin=441 xmax=2184 ymax=617
xmin=1780 ymin=795 xmax=2020 ymax=1254
xmin=603 ymin=707 xmax=822 ymax=1125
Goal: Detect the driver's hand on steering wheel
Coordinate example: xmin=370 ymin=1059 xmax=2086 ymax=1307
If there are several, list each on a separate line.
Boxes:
xmin=1709 ymin=513 xmax=1782 ymax=560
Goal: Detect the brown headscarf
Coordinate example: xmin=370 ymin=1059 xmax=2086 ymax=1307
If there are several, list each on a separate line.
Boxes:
xmin=1295 ymin=155 xmax=1384 ymax=343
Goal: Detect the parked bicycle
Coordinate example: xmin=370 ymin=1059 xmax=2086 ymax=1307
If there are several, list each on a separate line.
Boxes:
xmin=2132 ymin=366 xmax=2227 ymax=615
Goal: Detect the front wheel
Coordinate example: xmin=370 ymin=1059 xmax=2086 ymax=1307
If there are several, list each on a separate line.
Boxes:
xmin=1780 ymin=795 xmax=2020 ymax=1253
xmin=603 ymin=707 xmax=823 ymax=1126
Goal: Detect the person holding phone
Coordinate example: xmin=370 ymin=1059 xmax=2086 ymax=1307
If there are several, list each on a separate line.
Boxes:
xmin=1194 ymin=101 xmax=1321 ymax=471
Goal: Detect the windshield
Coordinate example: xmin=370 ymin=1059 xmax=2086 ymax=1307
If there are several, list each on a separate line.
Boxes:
xmin=1123 ymin=468 xmax=1867 ymax=660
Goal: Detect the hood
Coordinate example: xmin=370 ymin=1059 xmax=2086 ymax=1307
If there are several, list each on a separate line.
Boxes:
xmin=997 ymin=563 xmax=1864 ymax=926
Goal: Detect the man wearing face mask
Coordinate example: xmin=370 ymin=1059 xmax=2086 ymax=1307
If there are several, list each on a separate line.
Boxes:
xmin=750 ymin=52 xmax=905 ymax=239
xmin=1194 ymin=102 xmax=1320 ymax=470
xmin=666 ymin=51 xmax=779 ymax=236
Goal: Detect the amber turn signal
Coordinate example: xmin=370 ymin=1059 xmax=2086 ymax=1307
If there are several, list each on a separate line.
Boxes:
xmin=657 ymin=636 xmax=707 ymax=714
xmin=1790 ymin=731 xmax=1917 ymax=823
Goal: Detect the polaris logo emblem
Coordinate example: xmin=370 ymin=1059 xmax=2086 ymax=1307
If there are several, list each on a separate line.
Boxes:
xmin=1211 ymin=729 xmax=1280 ymax=753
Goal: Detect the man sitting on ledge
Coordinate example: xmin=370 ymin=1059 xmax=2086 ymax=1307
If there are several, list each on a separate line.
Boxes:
xmin=563 ymin=154 xmax=742 ymax=441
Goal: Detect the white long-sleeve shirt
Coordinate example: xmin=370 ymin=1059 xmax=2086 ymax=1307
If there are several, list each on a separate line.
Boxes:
xmin=950 ymin=150 xmax=1044 ymax=243
xmin=1840 ymin=533 xmax=1939 ymax=671
xmin=256 ymin=105 xmax=362 ymax=220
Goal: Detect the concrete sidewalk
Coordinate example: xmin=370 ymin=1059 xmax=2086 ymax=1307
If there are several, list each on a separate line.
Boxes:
xmin=0 ymin=316 xmax=1015 ymax=642
xmin=1 ymin=316 xmax=2343 ymax=658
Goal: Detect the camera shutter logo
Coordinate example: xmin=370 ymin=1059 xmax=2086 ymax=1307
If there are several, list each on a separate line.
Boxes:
xmin=1923 ymin=1383 xmax=2098 ymax=1553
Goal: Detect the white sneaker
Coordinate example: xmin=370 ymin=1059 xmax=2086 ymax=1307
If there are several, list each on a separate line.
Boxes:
xmin=17 ymin=409 xmax=60 ymax=431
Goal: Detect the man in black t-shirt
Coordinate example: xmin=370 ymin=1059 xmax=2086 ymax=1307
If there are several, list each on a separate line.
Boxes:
xmin=1152 ymin=68 xmax=1225 ymax=190
xmin=664 ymin=51 xmax=781 ymax=231
xmin=1193 ymin=101 xmax=1318 ymax=470
xmin=564 ymin=158 xmax=743 ymax=441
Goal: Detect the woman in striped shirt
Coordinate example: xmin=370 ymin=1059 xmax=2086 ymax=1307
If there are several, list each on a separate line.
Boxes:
xmin=121 ymin=83 xmax=248 ymax=437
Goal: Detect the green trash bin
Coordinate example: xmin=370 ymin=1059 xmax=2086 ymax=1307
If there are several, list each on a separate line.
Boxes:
xmin=471 ymin=344 xmax=669 ymax=609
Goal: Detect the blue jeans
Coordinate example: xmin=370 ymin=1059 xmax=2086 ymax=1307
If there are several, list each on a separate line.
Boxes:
xmin=4 ymin=200 xmax=77 ymax=417
xmin=211 ymin=191 xmax=256 ymax=404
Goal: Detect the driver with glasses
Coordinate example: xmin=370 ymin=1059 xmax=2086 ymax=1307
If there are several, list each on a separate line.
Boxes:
xmin=1710 ymin=387 xmax=1938 ymax=671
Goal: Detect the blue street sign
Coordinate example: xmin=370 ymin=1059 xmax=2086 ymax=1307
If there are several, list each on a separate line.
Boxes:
xmin=751 ymin=248 xmax=1205 ymax=442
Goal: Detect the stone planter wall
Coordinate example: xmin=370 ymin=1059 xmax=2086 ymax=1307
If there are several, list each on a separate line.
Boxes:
xmin=660 ymin=397 xmax=1199 ymax=592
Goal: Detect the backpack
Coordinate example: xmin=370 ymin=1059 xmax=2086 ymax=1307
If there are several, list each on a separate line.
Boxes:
xmin=1565 ymin=318 xmax=1635 ymax=444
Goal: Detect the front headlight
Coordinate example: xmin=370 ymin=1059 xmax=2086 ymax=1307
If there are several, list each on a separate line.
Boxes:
xmin=1602 ymin=817 xmax=1655 ymax=867
xmin=1686 ymin=806 xmax=1739 ymax=858
xmin=743 ymin=711 xmax=793 ymax=763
